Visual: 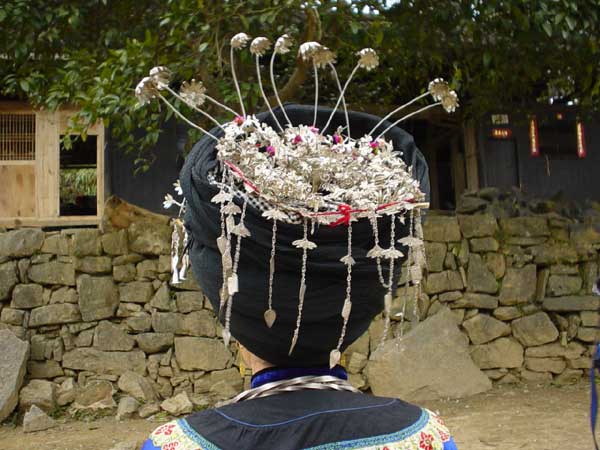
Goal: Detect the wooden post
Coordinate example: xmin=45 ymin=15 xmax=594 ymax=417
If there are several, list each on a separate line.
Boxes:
xmin=35 ymin=110 xmax=60 ymax=219
xmin=463 ymin=120 xmax=480 ymax=191
xmin=450 ymin=136 xmax=466 ymax=203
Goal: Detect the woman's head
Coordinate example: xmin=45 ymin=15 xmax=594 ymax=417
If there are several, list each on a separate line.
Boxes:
xmin=180 ymin=104 xmax=429 ymax=367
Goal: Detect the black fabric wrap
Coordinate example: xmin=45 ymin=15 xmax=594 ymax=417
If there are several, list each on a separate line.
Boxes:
xmin=180 ymin=104 xmax=429 ymax=366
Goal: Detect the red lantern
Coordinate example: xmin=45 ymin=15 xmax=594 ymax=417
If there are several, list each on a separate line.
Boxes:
xmin=529 ymin=117 xmax=539 ymax=157
xmin=576 ymin=120 xmax=586 ymax=158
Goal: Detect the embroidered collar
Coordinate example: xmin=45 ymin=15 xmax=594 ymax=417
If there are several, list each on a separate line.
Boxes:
xmin=251 ymin=366 xmax=348 ymax=389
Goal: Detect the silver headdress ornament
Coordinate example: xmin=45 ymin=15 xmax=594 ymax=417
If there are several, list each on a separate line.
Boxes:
xmin=143 ymin=32 xmax=459 ymax=367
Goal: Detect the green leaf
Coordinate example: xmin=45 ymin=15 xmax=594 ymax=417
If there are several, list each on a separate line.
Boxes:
xmin=542 ymin=21 xmax=553 ymax=36
xmin=483 ymin=52 xmax=491 ymax=68
xmin=565 ymin=16 xmax=576 ymax=31
xmin=19 ymin=79 xmax=29 ymax=92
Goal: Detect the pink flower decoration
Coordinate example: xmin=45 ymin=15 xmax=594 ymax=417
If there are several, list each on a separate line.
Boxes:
xmin=293 ymin=135 xmax=303 ymax=144
xmin=266 ymin=145 xmax=275 ymax=156
xmin=369 ymin=141 xmax=379 ymax=149
xmin=309 ymin=126 xmax=319 ymax=133
xmin=332 ymin=135 xmax=342 ymax=144
xmin=234 ymin=115 xmax=244 ymax=125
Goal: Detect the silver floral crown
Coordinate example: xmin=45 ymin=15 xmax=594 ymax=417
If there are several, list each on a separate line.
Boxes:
xmin=136 ymin=33 xmax=458 ymax=368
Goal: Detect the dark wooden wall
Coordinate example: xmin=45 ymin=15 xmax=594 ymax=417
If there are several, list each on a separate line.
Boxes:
xmin=105 ymin=120 xmax=186 ymax=214
xmin=479 ymin=110 xmax=600 ymax=201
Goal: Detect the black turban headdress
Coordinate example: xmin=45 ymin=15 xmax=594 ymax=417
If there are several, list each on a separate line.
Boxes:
xmin=180 ymin=104 xmax=429 ymax=367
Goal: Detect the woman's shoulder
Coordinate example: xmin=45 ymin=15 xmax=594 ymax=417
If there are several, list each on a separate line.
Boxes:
xmin=141 ymin=416 xmax=216 ymax=450
xmin=140 ymin=406 xmax=457 ymax=450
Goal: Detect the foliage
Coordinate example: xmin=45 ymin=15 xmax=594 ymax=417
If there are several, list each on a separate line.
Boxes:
xmin=1 ymin=0 xmax=599 ymax=163
xmin=60 ymin=168 xmax=97 ymax=204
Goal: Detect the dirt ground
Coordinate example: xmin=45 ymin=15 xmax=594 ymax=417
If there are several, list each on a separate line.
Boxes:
xmin=0 ymin=383 xmax=593 ymax=450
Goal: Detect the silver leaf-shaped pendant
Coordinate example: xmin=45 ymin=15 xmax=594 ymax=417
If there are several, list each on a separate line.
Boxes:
xmin=384 ymin=293 xmax=393 ymax=312
xmin=288 ymin=334 xmax=298 ymax=355
xmin=398 ymin=236 xmax=422 ymax=247
xmin=231 ymin=223 xmax=251 ymax=237
xmin=219 ymin=286 xmax=228 ymax=305
xmin=341 ymin=300 xmax=352 ymax=319
xmin=262 ymin=209 xmax=287 ymax=221
xmin=226 ymin=215 xmax=236 ymax=233
xmin=222 ymin=203 xmax=241 ymax=215
xmin=413 ymin=248 xmax=426 ymax=267
xmin=292 ymin=238 xmax=317 ymax=250
xmin=329 ymin=349 xmax=341 ymax=369
xmin=211 ymin=191 xmax=233 ymax=204
xmin=366 ymin=244 xmax=384 ymax=258
xmin=264 ymin=308 xmax=277 ymax=328
xmin=340 ymin=255 xmax=355 ymax=266
xmin=382 ymin=248 xmax=404 ymax=260
xmin=222 ymin=253 xmax=233 ymax=271
xmin=222 ymin=328 xmax=231 ymax=347
xmin=410 ymin=265 xmax=423 ymax=282
xmin=227 ymin=274 xmax=239 ymax=295
xmin=171 ymin=270 xmax=180 ymax=285
xmin=217 ymin=235 xmax=228 ymax=254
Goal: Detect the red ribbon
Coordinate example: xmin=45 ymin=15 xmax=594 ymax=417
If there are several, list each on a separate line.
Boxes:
xmin=329 ymin=204 xmax=354 ymax=227
xmin=223 ymin=160 xmax=261 ymax=194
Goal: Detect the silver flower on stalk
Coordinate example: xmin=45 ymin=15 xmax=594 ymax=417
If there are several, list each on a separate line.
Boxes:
xmin=312 ymin=47 xmax=336 ymax=68
xmin=135 ymin=77 xmax=158 ymax=105
xmin=428 ymin=78 xmax=450 ymax=102
xmin=357 ymin=48 xmax=379 ymax=71
xmin=149 ymin=66 xmax=172 ymax=90
xmin=440 ymin=90 xmax=459 ymax=113
xmin=231 ymin=32 xmax=251 ymax=49
xmin=274 ymin=34 xmax=293 ymax=54
xmin=250 ymin=37 xmax=272 ymax=56
xmin=180 ymin=79 xmax=206 ymax=107
xmin=299 ymin=41 xmax=323 ymax=61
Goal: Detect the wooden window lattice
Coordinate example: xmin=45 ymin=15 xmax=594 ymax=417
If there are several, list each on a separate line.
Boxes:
xmin=0 ymin=113 xmax=36 ymax=161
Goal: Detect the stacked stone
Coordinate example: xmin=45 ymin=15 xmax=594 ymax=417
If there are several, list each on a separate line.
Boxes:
xmin=416 ymin=212 xmax=600 ymax=385
xmin=0 ymin=224 xmax=241 ymax=422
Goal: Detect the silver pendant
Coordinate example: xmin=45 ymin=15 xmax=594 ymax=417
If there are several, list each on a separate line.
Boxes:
xmin=264 ymin=309 xmax=277 ymax=328
xmin=222 ymin=328 xmax=231 ymax=347
xmin=288 ymin=334 xmax=298 ymax=355
xmin=226 ymin=215 xmax=236 ymax=233
xmin=217 ymin=235 xmax=228 ymax=254
xmin=329 ymin=349 xmax=341 ymax=368
xmin=227 ymin=274 xmax=239 ymax=295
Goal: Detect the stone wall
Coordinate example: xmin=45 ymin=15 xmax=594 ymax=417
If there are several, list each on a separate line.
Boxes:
xmin=0 ymin=208 xmax=599 ymax=421
xmin=416 ymin=211 xmax=600 ymax=385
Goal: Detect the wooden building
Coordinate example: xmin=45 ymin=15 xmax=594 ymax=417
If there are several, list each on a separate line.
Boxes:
xmin=0 ymin=101 xmax=183 ymax=229
xmin=477 ymin=107 xmax=599 ymax=201
xmin=388 ymin=105 xmax=598 ymax=210
xmin=0 ymin=102 xmax=105 ymax=228
xmin=3 ymin=99 xmax=593 ymax=229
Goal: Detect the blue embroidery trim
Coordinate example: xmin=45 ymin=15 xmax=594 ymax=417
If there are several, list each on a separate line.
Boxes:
xmin=215 ymin=398 xmax=398 ymax=428
xmin=140 ymin=438 xmax=161 ymax=450
xmin=303 ymin=409 xmax=429 ymax=449
xmin=177 ymin=418 xmax=222 ymax=450
xmin=251 ymin=366 xmax=348 ymax=389
xmin=444 ymin=437 xmax=459 ymax=450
